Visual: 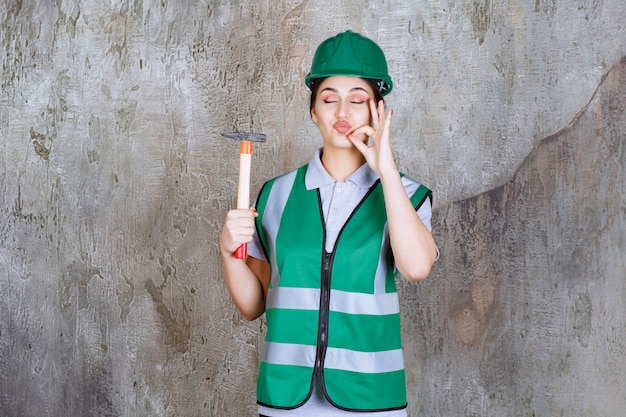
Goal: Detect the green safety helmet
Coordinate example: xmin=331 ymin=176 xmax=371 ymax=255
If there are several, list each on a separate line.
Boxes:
xmin=305 ymin=30 xmax=393 ymax=96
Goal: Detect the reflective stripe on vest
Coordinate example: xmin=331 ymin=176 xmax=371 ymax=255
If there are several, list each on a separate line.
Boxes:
xmin=262 ymin=342 xmax=405 ymax=373
xmin=254 ymin=164 xmax=431 ymax=411
xmin=266 ymin=287 xmax=400 ymax=315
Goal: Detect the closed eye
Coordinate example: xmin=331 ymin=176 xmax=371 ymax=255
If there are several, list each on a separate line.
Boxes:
xmin=350 ymin=94 xmax=368 ymax=104
xmin=320 ymin=93 xmax=338 ymax=104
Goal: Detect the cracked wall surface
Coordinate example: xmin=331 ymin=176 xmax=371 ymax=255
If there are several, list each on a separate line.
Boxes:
xmin=403 ymin=57 xmax=626 ymax=415
xmin=1 ymin=1 xmax=625 ymax=416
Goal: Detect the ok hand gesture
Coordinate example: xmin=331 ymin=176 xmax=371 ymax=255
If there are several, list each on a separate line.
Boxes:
xmin=348 ymin=99 xmax=398 ymax=179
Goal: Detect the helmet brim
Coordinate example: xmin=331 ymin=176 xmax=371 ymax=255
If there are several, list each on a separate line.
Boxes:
xmin=305 ymin=73 xmax=393 ymax=96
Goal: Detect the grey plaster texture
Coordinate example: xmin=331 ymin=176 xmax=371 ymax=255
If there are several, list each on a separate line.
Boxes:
xmin=0 ymin=1 xmax=625 ymax=416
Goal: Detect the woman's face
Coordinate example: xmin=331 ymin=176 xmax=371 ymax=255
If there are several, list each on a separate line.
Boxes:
xmin=311 ymin=76 xmax=376 ymax=149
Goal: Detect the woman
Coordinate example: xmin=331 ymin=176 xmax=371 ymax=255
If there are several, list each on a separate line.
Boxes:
xmin=220 ymin=30 xmax=438 ymax=417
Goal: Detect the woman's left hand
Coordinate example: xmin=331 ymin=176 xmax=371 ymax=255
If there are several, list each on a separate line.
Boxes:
xmin=348 ymin=99 xmax=398 ymax=178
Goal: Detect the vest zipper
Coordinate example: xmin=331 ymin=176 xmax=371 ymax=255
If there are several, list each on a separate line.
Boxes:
xmin=315 ymin=250 xmax=333 ymax=376
xmin=313 ymin=183 xmax=376 ymax=379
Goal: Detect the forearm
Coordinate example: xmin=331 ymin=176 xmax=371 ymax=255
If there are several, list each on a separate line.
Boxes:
xmin=380 ymin=170 xmax=437 ymax=281
xmin=220 ymin=208 xmax=270 ymax=320
xmin=221 ymin=251 xmax=267 ymax=321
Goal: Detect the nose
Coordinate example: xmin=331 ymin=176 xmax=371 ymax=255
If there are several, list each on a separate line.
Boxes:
xmin=336 ymin=100 xmax=350 ymax=119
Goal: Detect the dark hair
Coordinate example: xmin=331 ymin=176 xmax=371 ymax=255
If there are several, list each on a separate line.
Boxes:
xmin=309 ymin=78 xmax=385 ymax=115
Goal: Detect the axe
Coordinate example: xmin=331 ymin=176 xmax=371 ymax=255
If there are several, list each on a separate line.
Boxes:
xmin=222 ymin=132 xmax=266 ymax=259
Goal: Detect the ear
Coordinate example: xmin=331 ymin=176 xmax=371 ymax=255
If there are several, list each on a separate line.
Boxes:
xmin=310 ymin=108 xmax=318 ymax=124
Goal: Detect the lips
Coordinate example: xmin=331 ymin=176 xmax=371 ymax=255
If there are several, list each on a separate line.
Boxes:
xmin=334 ymin=121 xmax=352 ymax=134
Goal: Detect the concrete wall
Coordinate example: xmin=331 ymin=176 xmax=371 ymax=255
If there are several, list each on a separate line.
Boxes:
xmin=1 ymin=1 xmax=624 ymax=416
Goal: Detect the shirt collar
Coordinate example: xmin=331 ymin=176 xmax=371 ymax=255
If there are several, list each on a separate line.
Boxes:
xmin=305 ymin=148 xmax=379 ymax=190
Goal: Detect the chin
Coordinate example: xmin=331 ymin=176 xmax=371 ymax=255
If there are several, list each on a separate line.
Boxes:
xmin=328 ymin=137 xmax=354 ymax=149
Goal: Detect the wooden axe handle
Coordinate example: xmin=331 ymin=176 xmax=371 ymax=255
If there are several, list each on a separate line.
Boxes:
xmin=235 ymin=141 xmax=252 ymax=259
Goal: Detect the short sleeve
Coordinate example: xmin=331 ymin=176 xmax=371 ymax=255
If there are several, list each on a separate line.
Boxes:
xmin=416 ymin=197 xmax=439 ymax=261
xmin=416 ymin=196 xmax=433 ymax=232
xmin=247 ymin=227 xmax=267 ymax=262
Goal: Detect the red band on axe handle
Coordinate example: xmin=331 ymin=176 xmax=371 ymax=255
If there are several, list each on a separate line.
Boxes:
xmin=234 ymin=244 xmax=248 ymax=259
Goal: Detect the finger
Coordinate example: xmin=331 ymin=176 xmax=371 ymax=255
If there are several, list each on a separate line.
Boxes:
xmin=378 ymin=99 xmax=388 ymax=120
xmin=348 ymin=134 xmax=369 ymax=155
xmin=221 ymin=223 xmax=254 ymax=253
xmin=225 ymin=210 xmax=257 ymax=233
xmin=370 ymin=99 xmax=381 ymax=131
xmin=377 ymin=99 xmax=386 ymax=116
xmin=348 ymin=125 xmax=376 ymax=139
xmin=383 ymin=109 xmax=393 ymax=134
xmin=224 ymin=220 xmax=253 ymax=239
xmin=374 ymin=109 xmax=393 ymax=150
xmin=229 ymin=208 xmax=257 ymax=220
xmin=231 ymin=221 xmax=256 ymax=243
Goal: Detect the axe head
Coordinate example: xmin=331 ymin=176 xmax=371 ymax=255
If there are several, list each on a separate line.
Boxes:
xmin=221 ymin=132 xmax=266 ymax=143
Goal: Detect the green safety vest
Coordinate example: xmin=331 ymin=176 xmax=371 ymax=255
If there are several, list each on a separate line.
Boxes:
xmin=254 ymin=164 xmax=431 ymax=412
